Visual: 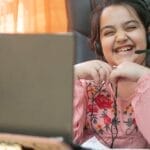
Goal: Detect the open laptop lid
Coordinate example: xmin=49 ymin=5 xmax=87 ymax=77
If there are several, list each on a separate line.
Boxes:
xmin=0 ymin=33 xmax=74 ymax=141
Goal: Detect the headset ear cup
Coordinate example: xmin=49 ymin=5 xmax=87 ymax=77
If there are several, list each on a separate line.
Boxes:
xmin=95 ymin=42 xmax=104 ymax=59
xmin=148 ymin=33 xmax=150 ymax=48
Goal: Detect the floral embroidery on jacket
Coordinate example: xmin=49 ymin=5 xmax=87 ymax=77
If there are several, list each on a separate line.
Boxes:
xmin=95 ymin=94 xmax=113 ymax=109
xmin=85 ymin=81 xmax=138 ymax=137
xmin=123 ymin=104 xmax=138 ymax=135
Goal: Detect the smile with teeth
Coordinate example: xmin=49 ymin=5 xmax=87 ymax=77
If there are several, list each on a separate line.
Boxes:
xmin=115 ymin=46 xmax=133 ymax=53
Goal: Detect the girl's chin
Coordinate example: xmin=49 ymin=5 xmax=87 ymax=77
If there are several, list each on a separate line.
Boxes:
xmin=113 ymin=54 xmax=137 ymax=64
xmin=112 ymin=51 xmax=145 ymax=64
xmin=105 ymin=54 xmax=145 ymax=65
xmin=117 ymin=58 xmax=133 ymax=63
xmin=113 ymin=58 xmax=144 ymax=65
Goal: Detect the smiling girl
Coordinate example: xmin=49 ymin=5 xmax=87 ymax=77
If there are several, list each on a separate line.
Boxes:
xmin=73 ymin=0 xmax=150 ymax=148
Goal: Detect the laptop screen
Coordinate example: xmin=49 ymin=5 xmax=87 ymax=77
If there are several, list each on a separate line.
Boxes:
xmin=0 ymin=33 xmax=74 ymax=141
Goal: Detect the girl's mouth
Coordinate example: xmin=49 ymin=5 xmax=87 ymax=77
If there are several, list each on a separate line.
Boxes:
xmin=113 ymin=46 xmax=134 ymax=55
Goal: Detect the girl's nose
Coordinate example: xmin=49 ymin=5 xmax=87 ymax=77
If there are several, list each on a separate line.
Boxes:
xmin=115 ymin=31 xmax=128 ymax=43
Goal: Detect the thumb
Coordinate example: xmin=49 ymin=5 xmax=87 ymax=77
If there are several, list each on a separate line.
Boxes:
xmin=109 ymin=67 xmax=122 ymax=85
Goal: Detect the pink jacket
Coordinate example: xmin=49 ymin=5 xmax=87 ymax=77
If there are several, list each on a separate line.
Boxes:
xmin=73 ymin=74 xmax=150 ymax=148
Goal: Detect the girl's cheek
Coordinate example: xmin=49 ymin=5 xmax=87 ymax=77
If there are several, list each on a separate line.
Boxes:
xmin=102 ymin=38 xmax=114 ymax=51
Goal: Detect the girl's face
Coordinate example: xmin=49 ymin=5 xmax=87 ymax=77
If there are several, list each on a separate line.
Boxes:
xmin=100 ymin=5 xmax=147 ymax=66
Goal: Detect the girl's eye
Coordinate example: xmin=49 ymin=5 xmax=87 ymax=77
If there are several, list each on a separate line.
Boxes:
xmin=103 ymin=31 xmax=115 ymax=36
xmin=126 ymin=26 xmax=137 ymax=31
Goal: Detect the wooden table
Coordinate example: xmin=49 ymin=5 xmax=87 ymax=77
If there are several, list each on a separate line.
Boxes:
xmin=0 ymin=133 xmax=71 ymax=150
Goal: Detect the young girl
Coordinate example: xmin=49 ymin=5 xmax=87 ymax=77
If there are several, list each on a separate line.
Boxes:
xmin=73 ymin=0 xmax=150 ymax=148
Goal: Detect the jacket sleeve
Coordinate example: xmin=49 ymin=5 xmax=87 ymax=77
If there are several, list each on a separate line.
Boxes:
xmin=73 ymin=80 xmax=88 ymax=144
xmin=132 ymin=73 xmax=150 ymax=144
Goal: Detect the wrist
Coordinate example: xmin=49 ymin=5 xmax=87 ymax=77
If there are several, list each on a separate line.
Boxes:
xmin=74 ymin=64 xmax=80 ymax=80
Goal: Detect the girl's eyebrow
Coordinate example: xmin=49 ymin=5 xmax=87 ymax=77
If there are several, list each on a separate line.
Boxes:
xmin=123 ymin=20 xmax=139 ymax=26
xmin=100 ymin=20 xmax=140 ymax=32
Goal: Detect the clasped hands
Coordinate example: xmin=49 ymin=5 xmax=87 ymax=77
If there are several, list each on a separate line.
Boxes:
xmin=74 ymin=60 xmax=150 ymax=84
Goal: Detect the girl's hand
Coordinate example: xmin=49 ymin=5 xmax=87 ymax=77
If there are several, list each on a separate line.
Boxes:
xmin=110 ymin=61 xmax=150 ymax=84
xmin=74 ymin=60 xmax=112 ymax=83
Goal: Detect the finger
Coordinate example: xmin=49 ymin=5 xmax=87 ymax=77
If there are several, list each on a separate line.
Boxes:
xmin=103 ymin=63 xmax=112 ymax=72
xmin=102 ymin=63 xmax=113 ymax=78
xmin=96 ymin=63 xmax=112 ymax=82
xmin=97 ymin=66 xmax=106 ymax=82
xmin=109 ymin=67 xmax=120 ymax=85
xmin=102 ymin=66 xmax=112 ymax=81
xmin=90 ymin=69 xmax=101 ymax=83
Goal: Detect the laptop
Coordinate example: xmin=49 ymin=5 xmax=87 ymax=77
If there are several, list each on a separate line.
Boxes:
xmin=0 ymin=33 xmax=74 ymax=141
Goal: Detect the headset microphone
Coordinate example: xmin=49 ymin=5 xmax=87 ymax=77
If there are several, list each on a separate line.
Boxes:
xmin=135 ymin=49 xmax=150 ymax=54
